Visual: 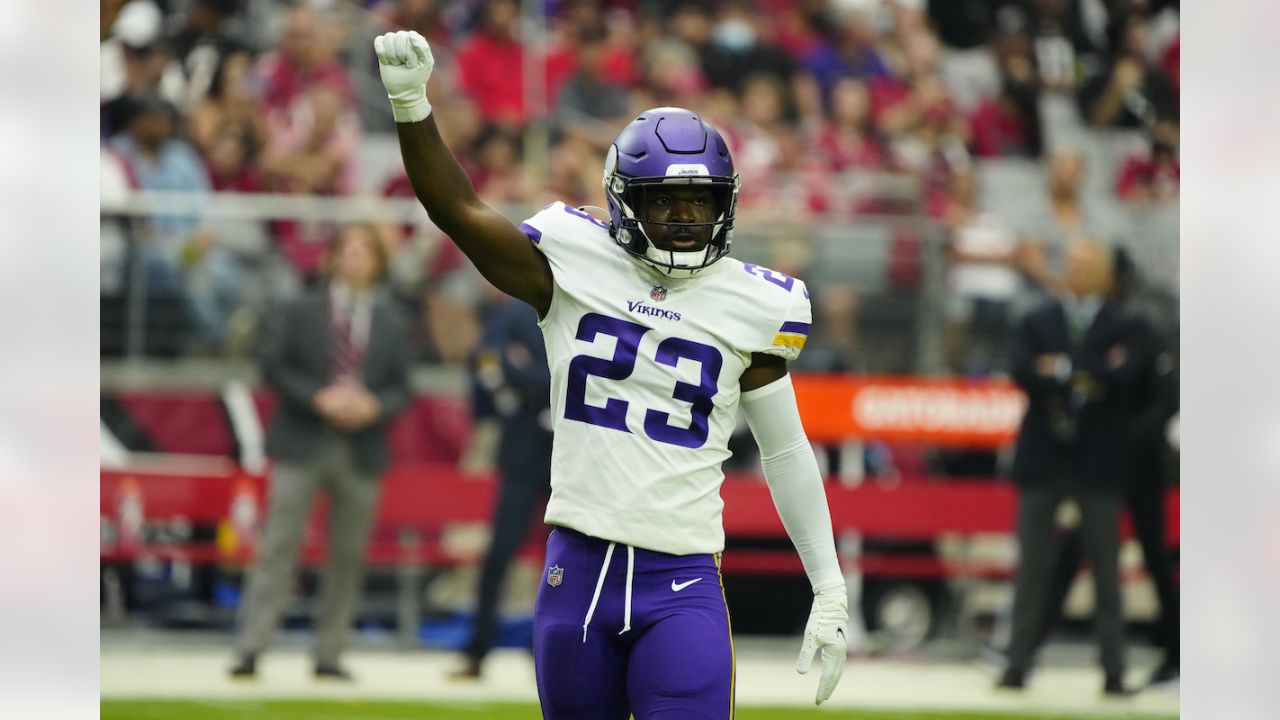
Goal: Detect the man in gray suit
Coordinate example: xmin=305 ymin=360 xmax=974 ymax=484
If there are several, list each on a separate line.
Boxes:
xmin=230 ymin=224 xmax=413 ymax=681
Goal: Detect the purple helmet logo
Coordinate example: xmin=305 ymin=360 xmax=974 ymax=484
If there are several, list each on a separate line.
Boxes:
xmin=603 ymin=107 xmax=740 ymax=277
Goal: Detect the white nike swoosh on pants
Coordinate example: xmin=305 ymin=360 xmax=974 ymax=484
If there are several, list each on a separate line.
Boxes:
xmin=670 ymin=578 xmax=703 ymax=592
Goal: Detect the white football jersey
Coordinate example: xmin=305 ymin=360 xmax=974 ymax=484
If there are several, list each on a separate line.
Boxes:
xmin=521 ymin=202 xmax=811 ymax=555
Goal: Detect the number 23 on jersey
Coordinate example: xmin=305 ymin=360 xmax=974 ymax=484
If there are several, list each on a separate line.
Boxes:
xmin=563 ymin=313 xmax=723 ymax=449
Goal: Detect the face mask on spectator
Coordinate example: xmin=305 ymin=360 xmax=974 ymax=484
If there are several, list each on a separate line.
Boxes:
xmin=712 ymin=19 xmax=755 ymax=51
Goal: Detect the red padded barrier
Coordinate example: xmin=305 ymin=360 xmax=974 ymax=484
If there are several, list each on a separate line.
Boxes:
xmin=101 ymin=466 xmax=1179 ymax=577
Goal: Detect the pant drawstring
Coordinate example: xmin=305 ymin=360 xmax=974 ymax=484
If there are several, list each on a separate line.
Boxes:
xmin=618 ymin=545 xmax=634 ymax=636
xmin=582 ymin=542 xmax=615 ymax=642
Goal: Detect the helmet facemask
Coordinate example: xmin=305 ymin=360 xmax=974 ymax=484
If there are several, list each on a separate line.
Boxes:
xmin=605 ymin=167 xmax=740 ymax=278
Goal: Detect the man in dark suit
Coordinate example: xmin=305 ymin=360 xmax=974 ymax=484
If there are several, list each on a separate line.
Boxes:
xmin=230 ymin=224 xmax=413 ymax=681
xmin=1025 ymin=248 xmax=1180 ymax=688
xmin=999 ymin=239 xmax=1141 ymax=695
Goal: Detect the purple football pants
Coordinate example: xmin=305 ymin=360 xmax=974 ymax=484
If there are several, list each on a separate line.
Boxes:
xmin=534 ymin=527 xmax=735 ymax=720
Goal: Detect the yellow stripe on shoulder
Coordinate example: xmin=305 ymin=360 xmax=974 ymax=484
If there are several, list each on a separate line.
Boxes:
xmin=772 ymin=334 xmax=806 ymax=349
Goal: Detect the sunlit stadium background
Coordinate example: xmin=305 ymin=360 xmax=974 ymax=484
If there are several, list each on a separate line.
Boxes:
xmin=99 ymin=0 xmax=1180 ymax=717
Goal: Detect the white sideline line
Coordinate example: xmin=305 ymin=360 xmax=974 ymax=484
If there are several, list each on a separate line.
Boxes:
xmin=101 ymin=645 xmax=1179 ymax=716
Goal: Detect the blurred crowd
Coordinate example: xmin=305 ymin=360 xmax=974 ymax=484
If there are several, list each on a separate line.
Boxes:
xmin=99 ymin=0 xmax=1179 ymax=371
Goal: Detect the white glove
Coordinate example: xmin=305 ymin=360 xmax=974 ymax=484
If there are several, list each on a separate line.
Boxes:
xmin=796 ymin=585 xmax=848 ymax=705
xmin=373 ymin=30 xmax=434 ymax=123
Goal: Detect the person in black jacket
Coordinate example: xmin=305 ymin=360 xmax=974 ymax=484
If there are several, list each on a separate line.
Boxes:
xmin=999 ymin=239 xmax=1141 ymax=695
xmin=1025 ymin=247 xmax=1180 ymax=688
xmin=448 ymin=288 xmax=552 ymax=676
xmin=230 ymin=224 xmax=413 ymax=681
xmin=1116 ymin=313 xmax=1179 ymax=688
xmin=452 ymin=291 xmax=553 ymax=679
xmin=1077 ymin=13 xmax=1178 ymax=130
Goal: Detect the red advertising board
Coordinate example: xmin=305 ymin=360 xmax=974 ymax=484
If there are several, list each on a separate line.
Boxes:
xmin=792 ymin=374 xmax=1026 ymax=447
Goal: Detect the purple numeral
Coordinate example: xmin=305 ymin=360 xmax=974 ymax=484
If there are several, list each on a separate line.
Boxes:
xmin=742 ymin=263 xmax=795 ymax=291
xmin=563 ymin=314 xmax=724 ymax=448
xmin=564 ymin=313 xmax=649 ymax=432
xmin=644 ymin=337 xmax=723 ymax=449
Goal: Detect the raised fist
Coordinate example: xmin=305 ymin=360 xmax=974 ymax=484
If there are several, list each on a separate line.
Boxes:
xmin=373 ymin=31 xmax=435 ymax=123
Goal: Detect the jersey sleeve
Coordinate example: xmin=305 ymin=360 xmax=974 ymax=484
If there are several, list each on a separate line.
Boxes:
xmin=518 ymin=202 xmax=567 ymax=256
xmin=520 ymin=201 xmax=611 ymax=256
xmin=758 ymin=278 xmax=812 ymax=362
xmin=519 ymin=201 xmax=615 ymax=279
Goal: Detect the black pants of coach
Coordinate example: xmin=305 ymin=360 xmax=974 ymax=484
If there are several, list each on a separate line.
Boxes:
xmin=464 ymin=428 xmax=553 ymax=665
xmin=1033 ymin=464 xmax=1178 ymax=667
xmin=1004 ymin=474 xmax=1126 ymax=678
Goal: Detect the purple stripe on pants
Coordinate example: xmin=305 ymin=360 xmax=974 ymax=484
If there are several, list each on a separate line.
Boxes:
xmin=534 ymin=527 xmax=734 ymax=720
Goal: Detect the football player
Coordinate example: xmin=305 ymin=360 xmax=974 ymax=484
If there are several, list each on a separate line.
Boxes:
xmin=375 ymin=30 xmax=848 ymax=717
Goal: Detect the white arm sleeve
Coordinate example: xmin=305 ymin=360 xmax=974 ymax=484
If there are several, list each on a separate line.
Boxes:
xmin=741 ymin=374 xmax=844 ymax=594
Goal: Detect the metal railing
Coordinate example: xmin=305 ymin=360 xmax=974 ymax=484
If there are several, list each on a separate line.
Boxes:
xmin=99 ymin=187 xmax=960 ymax=377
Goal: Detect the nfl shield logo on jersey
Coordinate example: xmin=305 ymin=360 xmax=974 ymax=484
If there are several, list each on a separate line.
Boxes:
xmin=650 ymin=285 xmax=667 ymax=301
xmin=547 ymin=565 xmax=564 ymax=587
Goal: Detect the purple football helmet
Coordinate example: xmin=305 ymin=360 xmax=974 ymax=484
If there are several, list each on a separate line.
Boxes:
xmin=603 ymin=107 xmax=740 ymax=276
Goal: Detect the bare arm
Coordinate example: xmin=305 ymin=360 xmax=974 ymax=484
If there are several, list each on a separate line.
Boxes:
xmin=1082 ymin=59 xmax=1143 ymax=129
xmin=740 ymin=352 xmax=788 ymax=392
xmin=394 ymin=115 xmax=552 ymax=315
xmin=377 ymin=30 xmax=552 ymax=316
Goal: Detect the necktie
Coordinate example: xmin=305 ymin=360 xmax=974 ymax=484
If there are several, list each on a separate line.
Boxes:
xmin=332 ymin=305 xmax=363 ymax=378
xmin=1069 ymin=310 xmax=1086 ymax=346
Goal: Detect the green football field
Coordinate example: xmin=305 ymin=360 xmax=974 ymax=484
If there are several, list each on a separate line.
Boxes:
xmin=100 ymin=700 xmax=1177 ymax=720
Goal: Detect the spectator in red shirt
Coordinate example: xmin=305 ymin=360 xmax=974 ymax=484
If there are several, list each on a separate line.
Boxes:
xmin=262 ymin=85 xmax=358 ymax=197
xmin=188 ymin=52 xmax=269 ymax=163
xmin=262 ymin=85 xmax=361 ymax=277
xmin=256 ymin=6 xmax=352 ymax=118
xmin=597 ymin=8 xmax=642 ymax=88
xmin=817 ymin=76 xmax=885 ymax=172
xmin=455 ymin=0 xmax=574 ymax=127
xmin=1115 ymin=117 xmax=1179 ymax=204
xmin=771 ymin=1 xmax=824 ymax=61
xmin=206 ymin=130 xmax=261 ymax=194
xmin=968 ymin=49 xmax=1043 ymax=159
xmin=861 ymin=30 xmax=967 ymax=217
xmin=871 ymin=28 xmax=948 ymax=136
